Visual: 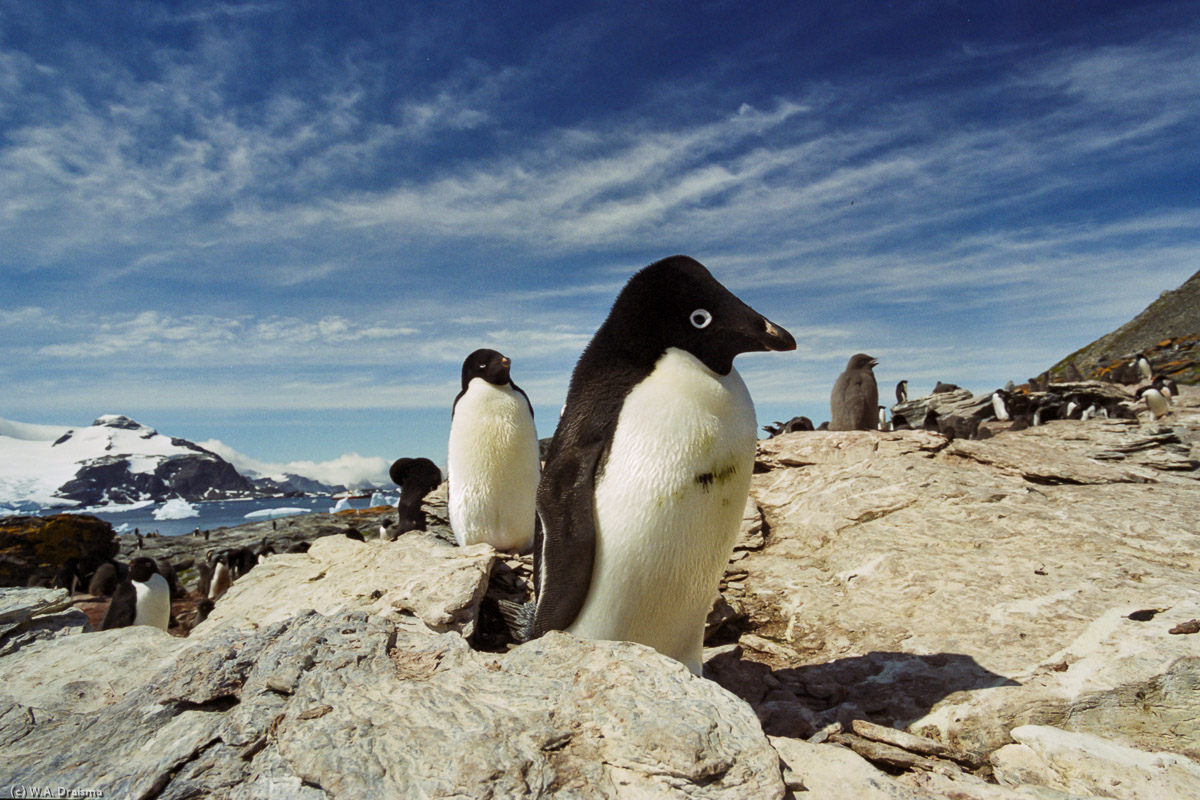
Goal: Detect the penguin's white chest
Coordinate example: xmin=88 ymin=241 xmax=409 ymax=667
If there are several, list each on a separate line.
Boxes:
xmin=134 ymin=573 xmax=170 ymax=630
xmin=569 ymin=348 xmax=757 ymax=674
xmin=448 ymin=379 xmax=540 ymax=551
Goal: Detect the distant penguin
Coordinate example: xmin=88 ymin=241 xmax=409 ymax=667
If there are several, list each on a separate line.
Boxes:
xmin=877 ymin=406 xmax=890 ymax=431
xmin=1138 ymin=387 xmax=1170 ymax=421
xmin=992 ymin=390 xmax=1011 ymax=422
xmin=52 ymin=557 xmax=87 ymax=595
xmin=932 ymin=381 xmax=961 ymax=394
xmin=100 ymin=556 xmax=169 ymax=631
xmin=830 ymin=354 xmax=880 ymax=431
xmin=389 ymin=456 xmax=443 ymax=535
xmin=448 ymin=349 xmax=541 ymax=552
xmin=1137 ymin=355 xmax=1153 ymax=382
xmin=156 ymin=558 xmax=182 ymax=600
xmin=1081 ymin=404 xmax=1097 ymax=421
xmin=1153 ymin=376 xmax=1177 ymax=405
xmin=195 ymin=561 xmax=212 ymax=598
xmin=895 ymin=380 xmax=908 ymax=404
xmin=209 ymin=555 xmax=232 ymax=601
xmin=88 ymin=562 xmax=119 ymax=597
xmin=194 ymin=598 xmax=215 ymax=626
xmin=1065 ymin=400 xmax=1079 ymax=419
xmin=1008 ymin=414 xmax=1034 ymax=432
xmin=379 ymin=518 xmax=396 ymax=541
xmin=531 ymin=255 xmax=795 ymax=675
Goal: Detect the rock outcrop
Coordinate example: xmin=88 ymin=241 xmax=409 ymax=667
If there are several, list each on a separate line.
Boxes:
xmin=1050 ymin=268 xmax=1200 ymax=384
xmin=0 ymin=513 xmax=117 ymax=588
xmin=1 ymin=388 xmax=1198 ymax=798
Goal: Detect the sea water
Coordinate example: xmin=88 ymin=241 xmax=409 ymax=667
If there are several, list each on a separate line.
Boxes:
xmin=8 ymin=495 xmax=396 ymax=537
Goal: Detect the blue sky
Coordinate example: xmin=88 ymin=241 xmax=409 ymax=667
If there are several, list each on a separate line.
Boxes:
xmin=2 ymin=1 xmax=1198 ymax=484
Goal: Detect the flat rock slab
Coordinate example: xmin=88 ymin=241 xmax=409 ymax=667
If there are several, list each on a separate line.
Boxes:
xmin=0 ymin=610 xmax=785 ymax=799
xmin=195 ymin=532 xmax=496 ymax=638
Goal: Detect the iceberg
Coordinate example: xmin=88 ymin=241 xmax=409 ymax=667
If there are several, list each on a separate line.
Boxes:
xmin=329 ymin=496 xmax=353 ymax=514
xmin=154 ymin=497 xmax=200 ymax=520
xmin=368 ymin=492 xmax=394 ymax=508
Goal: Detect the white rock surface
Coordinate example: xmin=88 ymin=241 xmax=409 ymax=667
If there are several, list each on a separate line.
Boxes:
xmin=991 ymin=725 xmax=1200 ymax=799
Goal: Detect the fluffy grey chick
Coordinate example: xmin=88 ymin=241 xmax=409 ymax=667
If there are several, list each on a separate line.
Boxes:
xmin=830 ymin=353 xmax=879 ymax=431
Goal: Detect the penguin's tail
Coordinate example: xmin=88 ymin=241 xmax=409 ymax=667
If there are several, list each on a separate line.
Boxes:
xmin=496 ymin=599 xmax=536 ymax=643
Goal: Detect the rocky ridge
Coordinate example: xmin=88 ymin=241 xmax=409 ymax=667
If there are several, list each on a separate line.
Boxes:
xmin=1050 ymin=267 xmax=1200 ymax=384
xmin=1 ymin=388 xmax=1198 ymax=798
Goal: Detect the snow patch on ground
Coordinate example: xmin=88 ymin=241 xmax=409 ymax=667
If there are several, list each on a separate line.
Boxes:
xmin=244 ymin=507 xmax=309 ymax=520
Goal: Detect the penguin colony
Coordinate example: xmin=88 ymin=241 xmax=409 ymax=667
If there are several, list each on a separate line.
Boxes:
xmin=71 ymin=255 xmax=1184 ymax=679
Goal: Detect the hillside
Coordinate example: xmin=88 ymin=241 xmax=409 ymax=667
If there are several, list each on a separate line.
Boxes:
xmin=1051 ymin=268 xmax=1200 ymax=383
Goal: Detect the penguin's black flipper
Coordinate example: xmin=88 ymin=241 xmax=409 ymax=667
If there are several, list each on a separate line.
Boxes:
xmin=529 ymin=435 xmax=608 ymax=639
xmin=100 ymin=581 xmax=136 ymax=630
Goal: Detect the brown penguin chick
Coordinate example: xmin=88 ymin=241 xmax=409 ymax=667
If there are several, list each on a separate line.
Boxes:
xmin=830 ymin=353 xmax=880 ymax=431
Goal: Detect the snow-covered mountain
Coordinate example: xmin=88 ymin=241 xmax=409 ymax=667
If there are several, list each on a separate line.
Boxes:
xmin=0 ymin=415 xmax=255 ymax=509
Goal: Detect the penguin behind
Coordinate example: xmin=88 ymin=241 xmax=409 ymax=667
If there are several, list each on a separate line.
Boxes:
xmin=209 ymin=553 xmax=232 ymax=600
xmin=1138 ymin=386 xmax=1170 ymax=421
xmin=895 ymin=379 xmax=908 ymax=404
xmin=532 ymin=255 xmax=795 ymax=675
xmin=100 ymin=556 xmax=169 ymax=631
xmin=389 ymin=456 xmax=444 ymax=535
xmin=448 ymin=349 xmax=540 ymax=553
xmin=830 ymin=354 xmax=879 ymax=431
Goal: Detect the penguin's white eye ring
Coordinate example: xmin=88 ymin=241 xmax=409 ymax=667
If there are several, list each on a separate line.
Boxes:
xmin=690 ymin=309 xmax=712 ymax=329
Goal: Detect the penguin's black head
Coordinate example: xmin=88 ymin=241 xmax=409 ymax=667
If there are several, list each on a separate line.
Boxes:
xmin=599 ymin=255 xmax=795 ymax=375
xmin=129 ymin=556 xmax=157 ymax=582
xmin=462 ymin=348 xmax=513 ymax=388
xmin=389 ymin=457 xmax=413 ymax=486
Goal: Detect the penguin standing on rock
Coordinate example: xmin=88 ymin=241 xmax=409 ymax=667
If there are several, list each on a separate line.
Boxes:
xmin=100 ymin=556 xmax=169 ymax=631
xmin=448 ymin=349 xmax=541 ymax=553
xmin=389 ymin=456 xmax=444 ymax=536
xmin=1138 ymin=386 xmax=1170 ymax=421
xmin=209 ymin=553 xmax=232 ymax=601
xmin=895 ymin=380 xmax=908 ymax=404
xmin=531 ymin=255 xmax=795 ymax=675
xmin=830 ymin=354 xmax=879 ymax=431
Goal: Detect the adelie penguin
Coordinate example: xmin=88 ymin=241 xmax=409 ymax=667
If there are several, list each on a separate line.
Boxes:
xmin=389 ymin=456 xmax=444 ymax=536
xmin=531 ymin=255 xmax=795 ymax=675
xmin=895 ymin=379 xmax=908 ymax=405
xmin=830 ymin=354 xmax=879 ymax=431
xmin=448 ymin=349 xmax=540 ymax=553
xmin=100 ymin=556 xmax=170 ymax=631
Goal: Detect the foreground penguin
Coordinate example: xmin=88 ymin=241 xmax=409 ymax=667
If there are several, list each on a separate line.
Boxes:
xmin=448 ymin=349 xmax=540 ymax=552
xmin=100 ymin=556 xmax=170 ymax=631
xmin=531 ymin=255 xmax=795 ymax=674
xmin=830 ymin=353 xmax=880 ymax=431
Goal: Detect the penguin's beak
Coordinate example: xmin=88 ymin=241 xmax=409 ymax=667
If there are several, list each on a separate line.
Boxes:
xmin=759 ymin=318 xmax=797 ymax=352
